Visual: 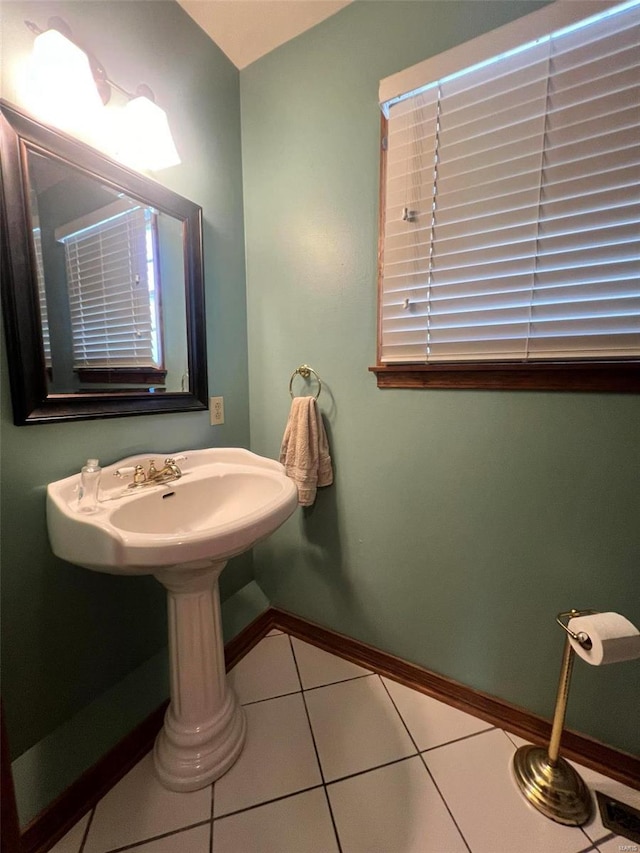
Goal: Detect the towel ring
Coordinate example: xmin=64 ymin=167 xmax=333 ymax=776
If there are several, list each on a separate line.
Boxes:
xmin=289 ymin=364 xmax=322 ymax=400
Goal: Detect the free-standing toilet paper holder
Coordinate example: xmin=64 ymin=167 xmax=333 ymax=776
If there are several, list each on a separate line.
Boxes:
xmin=512 ymin=608 xmax=598 ymax=826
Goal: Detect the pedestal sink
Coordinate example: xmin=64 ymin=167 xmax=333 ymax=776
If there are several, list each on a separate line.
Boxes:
xmin=46 ymin=448 xmax=298 ymax=791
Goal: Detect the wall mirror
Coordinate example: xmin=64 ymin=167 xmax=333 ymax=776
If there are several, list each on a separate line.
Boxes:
xmin=0 ymin=101 xmax=208 ymax=424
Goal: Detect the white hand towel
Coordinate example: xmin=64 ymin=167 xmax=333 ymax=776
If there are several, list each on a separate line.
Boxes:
xmin=279 ymin=396 xmax=333 ymax=506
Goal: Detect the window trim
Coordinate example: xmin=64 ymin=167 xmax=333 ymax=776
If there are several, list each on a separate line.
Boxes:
xmin=76 ymin=367 xmax=167 ymax=386
xmin=371 ymin=117 xmax=640 ymax=391
xmin=370 ymin=362 xmax=640 ymax=392
xmin=371 ymin=3 xmax=640 ymax=392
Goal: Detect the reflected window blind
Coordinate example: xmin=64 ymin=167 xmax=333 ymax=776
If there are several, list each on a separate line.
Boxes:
xmin=62 ymin=206 xmax=160 ymax=369
xmin=32 ymin=227 xmax=52 ymax=368
xmin=380 ymin=0 xmax=640 ymax=364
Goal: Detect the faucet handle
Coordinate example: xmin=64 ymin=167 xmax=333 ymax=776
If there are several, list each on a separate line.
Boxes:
xmin=114 ymin=465 xmax=146 ymax=487
xmin=163 ymin=456 xmax=185 ymax=479
xmin=114 ymin=466 xmax=136 ymax=479
xmin=133 ymin=465 xmax=147 ymax=484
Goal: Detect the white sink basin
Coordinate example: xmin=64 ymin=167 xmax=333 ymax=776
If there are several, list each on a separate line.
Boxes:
xmin=46 ymin=448 xmax=298 ymax=793
xmin=47 ymin=447 xmax=298 ymax=574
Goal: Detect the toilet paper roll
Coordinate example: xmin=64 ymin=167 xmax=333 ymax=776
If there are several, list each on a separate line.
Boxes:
xmin=568 ymin=612 xmax=640 ymax=665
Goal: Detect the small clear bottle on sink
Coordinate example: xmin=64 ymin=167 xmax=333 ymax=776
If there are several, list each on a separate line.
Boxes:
xmin=78 ymin=458 xmax=101 ymax=513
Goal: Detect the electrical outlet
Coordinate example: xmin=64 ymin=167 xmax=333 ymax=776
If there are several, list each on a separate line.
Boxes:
xmin=210 ymin=396 xmax=224 ymax=425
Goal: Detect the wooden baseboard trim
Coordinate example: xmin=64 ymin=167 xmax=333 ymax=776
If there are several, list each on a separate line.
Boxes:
xmin=268 ymin=608 xmax=640 ymax=791
xmin=224 ymin=609 xmax=274 ymax=670
xmin=18 ymin=605 xmax=639 ymax=853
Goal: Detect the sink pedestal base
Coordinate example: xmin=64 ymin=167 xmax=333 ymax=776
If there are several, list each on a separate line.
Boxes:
xmin=153 ymin=562 xmax=246 ymax=792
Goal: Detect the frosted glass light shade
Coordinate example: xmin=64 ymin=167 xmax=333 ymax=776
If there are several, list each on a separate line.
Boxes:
xmin=22 ymin=30 xmax=104 ymax=137
xmin=118 ymin=96 xmax=181 ymax=171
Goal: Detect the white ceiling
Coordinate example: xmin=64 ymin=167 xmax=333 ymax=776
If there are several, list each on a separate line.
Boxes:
xmin=176 ymin=0 xmax=352 ymax=69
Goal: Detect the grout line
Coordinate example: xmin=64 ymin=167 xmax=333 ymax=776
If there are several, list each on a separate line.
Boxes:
xmin=240 ymin=688 xmax=302 ymax=707
xmin=209 ymin=781 xmax=215 ymax=853
xmin=418 ymin=750 xmax=474 ymax=853
xmin=379 ymin=675 xmax=473 ymax=853
xmin=418 ymin=725 xmax=498 ymax=755
xmin=321 ymin=785 xmax=344 ymax=853
xmin=564 ymin=846 xmax=600 ymax=853
xmin=289 ymin=634 xmax=343 ymax=853
xmin=503 ymin=729 xmax=525 ymax=748
xmin=583 ymin=831 xmax=618 ymax=850
xmin=374 ymin=673 xmax=423 ymax=753
xmin=102 ymin=819 xmax=213 ymax=853
xmin=579 ymin=825 xmax=598 ymax=850
xmin=325 ymin=753 xmax=425 ymax=788
xmin=78 ymin=805 xmax=95 ymax=853
xmin=213 ymin=783 xmax=326 ymax=823
xmin=288 ymin=635 xmax=326 ymax=788
xmin=301 ymin=672 xmax=374 ymax=693
xmin=418 ymin=754 xmax=474 ymax=853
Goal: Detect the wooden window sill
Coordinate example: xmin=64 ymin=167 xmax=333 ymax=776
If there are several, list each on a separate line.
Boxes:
xmin=76 ymin=368 xmax=167 ymax=385
xmin=369 ymin=362 xmax=640 ymax=392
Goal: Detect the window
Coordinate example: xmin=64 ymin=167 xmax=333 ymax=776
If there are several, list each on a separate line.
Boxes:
xmin=372 ymin=0 xmax=640 ymax=391
xmin=57 ymin=201 xmax=166 ymax=385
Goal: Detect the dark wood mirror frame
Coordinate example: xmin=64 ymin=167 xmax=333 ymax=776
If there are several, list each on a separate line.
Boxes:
xmin=0 ymin=101 xmax=208 ymax=424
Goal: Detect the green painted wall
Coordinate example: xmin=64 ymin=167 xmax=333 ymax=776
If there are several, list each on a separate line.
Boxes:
xmin=241 ymin=1 xmax=640 ymax=755
xmin=1 ymin=0 xmax=251 ymax=761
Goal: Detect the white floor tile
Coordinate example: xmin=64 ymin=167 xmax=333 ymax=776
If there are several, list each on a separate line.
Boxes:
xmin=328 ymin=755 xmax=468 ymax=853
xmin=266 ymin=629 xmax=284 ymax=636
xmin=213 ymin=788 xmax=339 ymax=853
xmin=48 ymin=812 xmax=91 ymax=853
xmin=291 ymin=637 xmax=371 ymax=689
xmin=382 ymin=677 xmax=494 ymax=751
xmin=213 ymin=692 xmax=322 ymax=817
xmin=304 ymin=674 xmax=416 ymax=782
xmin=120 ymin=823 xmax=211 ymax=852
xmin=228 ymin=634 xmax=300 ymax=704
xmin=72 ymin=633 xmax=635 ymax=853
xmin=424 ymin=729 xmax=587 ymax=853
xmin=83 ymin=753 xmax=211 ymax=853
xmin=508 ymin=732 xmax=640 ymax=848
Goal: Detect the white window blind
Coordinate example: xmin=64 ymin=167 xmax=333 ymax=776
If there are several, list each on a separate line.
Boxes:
xmin=379 ymin=0 xmax=640 ymax=365
xmin=32 ymin=226 xmax=52 ymax=368
xmin=60 ymin=205 xmax=161 ymax=369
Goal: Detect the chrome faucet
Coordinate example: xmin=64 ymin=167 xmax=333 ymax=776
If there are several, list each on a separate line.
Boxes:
xmin=115 ymin=456 xmax=185 ymax=488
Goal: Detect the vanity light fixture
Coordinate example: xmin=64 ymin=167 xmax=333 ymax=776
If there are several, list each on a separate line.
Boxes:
xmin=118 ymin=86 xmax=180 ymax=172
xmin=22 ymin=18 xmax=180 ymax=171
xmin=22 ymin=27 xmax=104 ymax=139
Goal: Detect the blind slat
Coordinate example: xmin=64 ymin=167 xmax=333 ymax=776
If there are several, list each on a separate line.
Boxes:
xmin=64 ymin=206 xmax=160 ymax=369
xmin=379 ymin=0 xmax=640 ymax=364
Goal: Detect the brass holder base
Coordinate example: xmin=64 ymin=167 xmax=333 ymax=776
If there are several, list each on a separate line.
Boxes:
xmin=513 ymin=744 xmax=592 ymax=826
xmin=512 ymin=611 xmax=599 ymax=827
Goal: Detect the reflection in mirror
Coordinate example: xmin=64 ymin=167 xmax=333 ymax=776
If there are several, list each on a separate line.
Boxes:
xmin=28 ymin=150 xmax=188 ymax=394
xmin=0 ymin=101 xmax=207 ymax=424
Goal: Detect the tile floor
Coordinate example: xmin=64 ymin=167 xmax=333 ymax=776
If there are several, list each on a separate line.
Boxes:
xmin=51 ymin=630 xmax=639 ymax=853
